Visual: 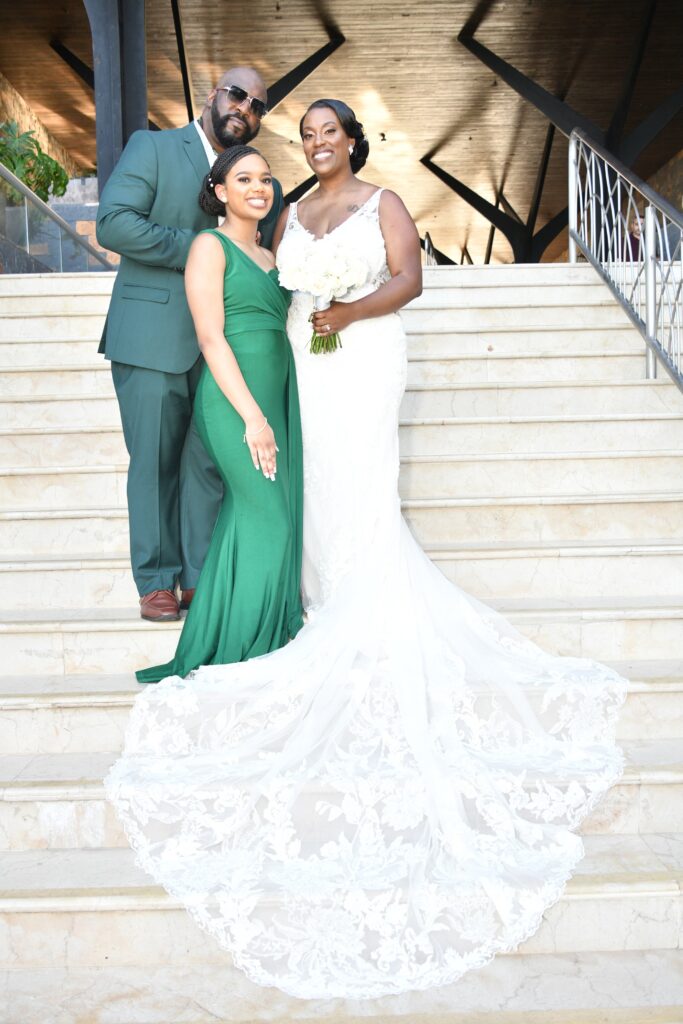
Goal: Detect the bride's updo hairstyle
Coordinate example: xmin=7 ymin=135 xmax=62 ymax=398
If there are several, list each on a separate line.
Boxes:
xmin=198 ymin=145 xmax=267 ymax=216
xmin=299 ymin=99 xmax=369 ymax=173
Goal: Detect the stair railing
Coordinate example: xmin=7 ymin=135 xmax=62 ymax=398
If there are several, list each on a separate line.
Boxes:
xmin=568 ymin=128 xmax=682 ymax=391
xmin=0 ymin=162 xmax=114 ymax=272
xmin=422 ymin=232 xmax=438 ymax=267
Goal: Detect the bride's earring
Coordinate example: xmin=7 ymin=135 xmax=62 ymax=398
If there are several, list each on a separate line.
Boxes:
xmin=348 ymin=145 xmax=354 ymax=155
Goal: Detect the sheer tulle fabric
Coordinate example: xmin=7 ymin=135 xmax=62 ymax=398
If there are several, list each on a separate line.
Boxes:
xmin=106 ymin=191 xmax=626 ymax=999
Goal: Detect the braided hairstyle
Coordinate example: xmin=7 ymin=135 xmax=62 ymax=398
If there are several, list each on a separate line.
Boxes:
xmin=198 ymin=145 xmax=268 ymax=216
xmin=299 ymin=99 xmax=369 ymax=173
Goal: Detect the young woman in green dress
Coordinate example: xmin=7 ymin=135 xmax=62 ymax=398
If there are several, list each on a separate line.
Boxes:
xmin=136 ymin=146 xmax=303 ymax=683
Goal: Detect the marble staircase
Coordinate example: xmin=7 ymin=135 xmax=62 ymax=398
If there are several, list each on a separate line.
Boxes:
xmin=0 ymin=265 xmax=682 ymax=1022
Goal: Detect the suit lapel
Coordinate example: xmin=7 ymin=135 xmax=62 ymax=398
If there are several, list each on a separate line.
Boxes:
xmin=181 ymin=122 xmax=212 ymax=184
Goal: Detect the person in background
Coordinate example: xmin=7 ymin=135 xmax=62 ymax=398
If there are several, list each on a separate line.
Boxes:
xmin=626 ymin=210 xmax=641 ymax=260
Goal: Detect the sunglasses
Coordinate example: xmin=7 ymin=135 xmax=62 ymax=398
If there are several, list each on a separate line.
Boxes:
xmin=216 ymin=85 xmax=268 ymax=120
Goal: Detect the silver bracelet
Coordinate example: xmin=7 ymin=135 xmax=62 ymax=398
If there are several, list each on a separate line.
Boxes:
xmin=243 ymin=417 xmax=268 ymax=444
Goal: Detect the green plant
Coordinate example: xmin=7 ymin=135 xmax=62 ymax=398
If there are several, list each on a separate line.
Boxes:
xmin=0 ymin=121 xmax=69 ymax=202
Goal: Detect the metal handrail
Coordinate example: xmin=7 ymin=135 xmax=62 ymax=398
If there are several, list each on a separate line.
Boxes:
xmin=568 ymin=128 xmax=682 ymax=391
xmin=422 ymin=232 xmax=438 ymax=267
xmin=0 ymin=162 xmax=114 ymax=270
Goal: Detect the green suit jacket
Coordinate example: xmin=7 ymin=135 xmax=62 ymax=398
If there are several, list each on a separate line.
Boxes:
xmin=96 ymin=123 xmax=284 ymax=373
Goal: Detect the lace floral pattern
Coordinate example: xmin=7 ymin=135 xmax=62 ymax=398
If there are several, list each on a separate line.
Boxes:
xmin=106 ymin=189 xmax=627 ymax=1000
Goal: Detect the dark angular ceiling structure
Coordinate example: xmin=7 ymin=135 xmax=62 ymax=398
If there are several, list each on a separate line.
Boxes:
xmin=1 ymin=0 xmax=681 ymax=263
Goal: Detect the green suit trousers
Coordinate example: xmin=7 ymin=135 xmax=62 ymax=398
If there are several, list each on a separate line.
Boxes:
xmin=112 ymin=356 xmax=223 ymax=596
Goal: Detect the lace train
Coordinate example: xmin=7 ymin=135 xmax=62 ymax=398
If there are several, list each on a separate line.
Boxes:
xmin=106 ymin=511 xmax=625 ymax=998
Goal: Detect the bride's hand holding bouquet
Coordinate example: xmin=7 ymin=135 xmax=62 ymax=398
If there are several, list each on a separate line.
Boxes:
xmin=276 ymin=233 xmax=368 ymax=353
xmin=310 ymin=297 xmax=357 ymax=345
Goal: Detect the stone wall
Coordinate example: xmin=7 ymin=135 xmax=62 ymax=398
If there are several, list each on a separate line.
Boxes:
xmin=0 ymin=70 xmax=82 ymax=177
xmin=648 ymin=147 xmax=683 ymax=211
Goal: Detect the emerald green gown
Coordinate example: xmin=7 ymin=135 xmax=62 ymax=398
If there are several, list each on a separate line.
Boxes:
xmin=136 ymin=231 xmax=303 ymax=683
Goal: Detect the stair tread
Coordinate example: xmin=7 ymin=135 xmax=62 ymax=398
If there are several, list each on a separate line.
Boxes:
xmin=400 ymin=448 xmax=683 ymax=462
xmin=4 ymin=960 xmax=682 ymax=1023
xmin=5 ymin=414 xmax=681 ymax=442
xmin=3 ymin=377 xmax=676 ymax=394
xmin=6 ymin=412 xmax=681 ymax=435
xmin=2 ymin=596 xmax=682 ymax=631
xmin=4 ymin=446 xmax=683 ymax=479
xmin=2 ymin=537 xmax=683 ymax=570
xmin=2 ymin=834 xmax=681 ymax=901
xmin=0 ymin=658 xmax=679 ymax=700
xmin=0 ymin=740 xmax=680 ymax=792
xmin=404 ymin=492 xmax=683 ymax=506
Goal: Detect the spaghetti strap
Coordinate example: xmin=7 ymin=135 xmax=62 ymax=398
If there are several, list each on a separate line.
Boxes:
xmin=286 ymin=203 xmax=299 ymax=229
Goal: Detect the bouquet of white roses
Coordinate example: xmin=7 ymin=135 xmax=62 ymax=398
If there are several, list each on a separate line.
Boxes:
xmin=277 ymin=233 xmax=368 ymax=353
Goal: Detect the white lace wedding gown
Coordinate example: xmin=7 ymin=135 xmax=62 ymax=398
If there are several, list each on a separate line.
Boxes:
xmin=106 ymin=189 xmax=627 ymax=1000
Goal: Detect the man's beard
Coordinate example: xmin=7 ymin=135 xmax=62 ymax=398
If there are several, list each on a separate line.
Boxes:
xmin=211 ymin=98 xmax=259 ymax=147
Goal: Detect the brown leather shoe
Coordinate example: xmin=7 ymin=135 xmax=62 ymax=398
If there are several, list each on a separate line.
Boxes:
xmin=140 ymin=589 xmax=180 ymax=621
xmin=180 ymin=588 xmax=196 ymax=610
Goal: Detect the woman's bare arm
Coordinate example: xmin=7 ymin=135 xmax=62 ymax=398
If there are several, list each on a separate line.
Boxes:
xmin=185 ymin=233 xmax=278 ymax=479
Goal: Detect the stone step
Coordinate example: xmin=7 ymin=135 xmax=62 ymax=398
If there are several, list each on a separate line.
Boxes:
xmin=4 ymin=955 xmax=681 ymax=1023
xmin=3 ymin=380 xmax=679 ymax=429
xmin=407 ymin=327 xmax=644 ymax=358
xmin=420 ymin=262 xmax=633 ymax=286
xmin=0 ymin=554 xmax=136 ymax=610
xmin=399 ymin=450 xmax=683 ymax=499
xmin=1 ymin=394 xmax=119 ymax=430
xmin=0 ymin=326 xmax=646 ymax=373
xmin=2 ymin=598 xmax=682 ymax=675
xmin=5 ymin=966 xmax=683 ymax=1024
xmin=0 ymin=349 xmax=648 ymax=392
xmin=402 ymin=381 xmax=683 ymax=418
xmin=0 ymin=313 xmax=107 ymax=342
xmin=0 ymin=294 xmax=113 ymax=316
xmin=407 ymin=352 xmax=645 ymax=384
xmin=2 ymin=447 xmax=678 ymax=525
xmin=0 ymin=303 xmax=633 ymax=344
xmin=505 ymin=596 xmax=683 ymax=661
xmin=400 ymin=303 xmax=633 ymax=333
xmin=0 ymin=507 xmax=129 ymax=555
xmin=1 ymin=661 xmax=679 ymax=756
xmin=398 ymin=414 xmax=683 ymax=456
xmin=0 ymin=427 xmax=125 ymax=469
xmin=4 ymin=414 xmax=681 ymax=470
xmin=0 ymin=467 xmax=127 ymax=513
xmin=1 ymin=836 xmax=680 ymax=969
xmin=0 ymin=272 xmax=115 ymax=296
xmin=0 ymin=365 xmax=114 ymax=396
xmin=404 ymin=493 xmax=683 ymax=544
xmin=408 ymin=284 xmax=625 ymax=310
xmin=2 ymin=530 xmax=682 ymax=611
xmin=0 ymin=282 xmax=616 ymax=317
xmin=1 ymin=740 xmax=680 ymax=849
xmin=430 ymin=539 xmax=683 ymax=599
xmin=0 ymin=263 xmax=597 ymax=295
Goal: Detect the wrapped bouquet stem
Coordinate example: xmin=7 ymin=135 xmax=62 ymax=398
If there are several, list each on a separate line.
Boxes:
xmin=309 ymin=296 xmax=341 ymax=354
xmin=277 ymin=232 xmax=368 ymax=355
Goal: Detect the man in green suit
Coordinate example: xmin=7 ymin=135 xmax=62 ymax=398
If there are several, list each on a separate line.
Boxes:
xmin=97 ymin=67 xmax=283 ymax=621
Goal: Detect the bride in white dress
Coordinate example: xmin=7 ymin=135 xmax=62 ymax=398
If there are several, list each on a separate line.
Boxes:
xmin=105 ymin=99 xmax=627 ymax=1000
